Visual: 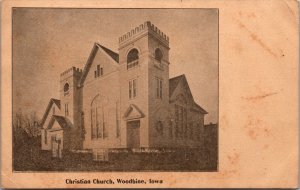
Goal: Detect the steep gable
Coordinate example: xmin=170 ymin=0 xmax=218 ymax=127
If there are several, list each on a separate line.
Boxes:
xmin=98 ymin=44 xmax=119 ymax=63
xmin=169 ymin=74 xmax=207 ymax=114
xmin=41 ymin=98 xmax=61 ymax=128
xmin=169 ymin=75 xmax=194 ymax=101
xmin=123 ymin=104 xmax=145 ymax=120
xmin=47 ymin=115 xmax=72 ymax=131
xmin=79 ymin=43 xmax=119 ymax=86
xmin=169 ymin=75 xmax=184 ymax=97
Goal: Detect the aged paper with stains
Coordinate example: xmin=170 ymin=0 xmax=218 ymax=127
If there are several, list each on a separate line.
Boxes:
xmin=1 ymin=0 xmax=299 ymax=188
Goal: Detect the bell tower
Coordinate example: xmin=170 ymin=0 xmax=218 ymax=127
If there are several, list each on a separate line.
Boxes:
xmin=60 ymin=67 xmax=83 ymax=125
xmin=60 ymin=67 xmax=83 ymax=149
xmin=118 ymin=21 xmax=170 ymax=147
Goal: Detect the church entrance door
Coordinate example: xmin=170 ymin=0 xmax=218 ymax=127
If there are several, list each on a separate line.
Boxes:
xmin=51 ymin=136 xmax=62 ymax=158
xmin=127 ymin=120 xmax=140 ymax=148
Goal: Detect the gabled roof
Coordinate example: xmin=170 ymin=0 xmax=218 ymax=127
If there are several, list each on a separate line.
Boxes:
xmin=123 ymin=104 xmax=145 ymax=120
xmin=79 ymin=43 xmax=119 ymax=86
xmin=97 ymin=43 xmax=119 ymax=63
xmin=51 ymin=99 xmax=61 ymax=109
xmin=169 ymin=74 xmax=185 ymax=97
xmin=47 ymin=115 xmax=72 ymax=131
xmin=193 ymin=102 xmax=208 ymax=114
xmin=41 ymin=98 xmax=61 ymax=127
xmin=169 ymin=74 xmax=208 ymax=114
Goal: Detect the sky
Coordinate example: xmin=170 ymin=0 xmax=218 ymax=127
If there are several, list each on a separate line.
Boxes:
xmin=12 ymin=8 xmax=218 ymax=124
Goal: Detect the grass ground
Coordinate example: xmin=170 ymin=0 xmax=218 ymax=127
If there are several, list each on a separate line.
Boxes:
xmin=13 ymin=144 xmax=217 ymax=172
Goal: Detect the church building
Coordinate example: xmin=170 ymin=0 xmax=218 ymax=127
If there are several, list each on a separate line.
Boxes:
xmin=40 ymin=21 xmax=209 ymax=159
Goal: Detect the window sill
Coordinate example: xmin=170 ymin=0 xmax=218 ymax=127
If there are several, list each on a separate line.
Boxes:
xmin=129 ymin=97 xmax=138 ymax=101
xmin=127 ymin=65 xmax=139 ymax=71
xmin=91 ymin=138 xmax=109 ymax=141
xmin=153 ymin=61 xmax=164 ymax=71
xmin=127 ymin=60 xmax=139 ymax=70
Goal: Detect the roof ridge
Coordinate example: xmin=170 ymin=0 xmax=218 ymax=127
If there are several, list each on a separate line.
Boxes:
xmin=41 ymin=98 xmax=61 ymax=126
xmin=79 ymin=43 xmax=119 ymax=86
xmin=169 ymin=74 xmax=185 ymax=96
xmin=95 ymin=43 xmax=119 ymax=63
xmin=169 ymin=74 xmax=185 ymax=81
xmin=50 ymin=115 xmax=72 ymax=129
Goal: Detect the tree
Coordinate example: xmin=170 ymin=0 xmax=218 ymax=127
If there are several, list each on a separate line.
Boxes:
xmin=13 ymin=109 xmax=41 ymax=151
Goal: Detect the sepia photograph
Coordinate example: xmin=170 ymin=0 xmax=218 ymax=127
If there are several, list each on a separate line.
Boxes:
xmin=12 ymin=8 xmax=219 ymax=172
xmin=2 ymin=0 xmax=298 ymax=188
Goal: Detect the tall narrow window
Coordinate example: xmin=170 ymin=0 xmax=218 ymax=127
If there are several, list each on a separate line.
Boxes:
xmin=116 ymin=119 xmax=120 ymax=138
xmin=65 ymin=104 xmax=69 ymax=116
xmin=91 ymin=95 xmax=108 ymax=140
xmin=129 ymin=81 xmax=132 ymax=99
xmin=94 ymin=65 xmax=103 ymax=78
xmin=133 ymin=79 xmax=137 ymax=97
xmin=103 ymin=106 xmax=108 ymax=138
xmin=97 ymin=106 xmax=102 ymax=139
xmin=44 ymin=130 xmax=47 ymax=144
xmin=96 ymin=107 xmax=102 ymax=138
xmin=184 ymin=108 xmax=187 ymax=138
xmin=174 ymin=95 xmax=187 ymax=140
xmin=156 ymin=78 xmax=159 ymax=98
xmin=129 ymin=79 xmax=137 ymax=99
xmin=156 ymin=78 xmax=163 ymax=99
xmin=97 ymin=65 xmax=100 ymax=77
xmin=159 ymin=80 xmax=163 ymax=99
xmin=155 ymin=48 xmax=163 ymax=62
xmin=91 ymin=109 xmax=96 ymax=139
xmin=100 ymin=67 xmax=103 ymax=76
xmin=116 ymin=101 xmax=120 ymax=138
xmin=175 ymin=105 xmax=179 ymax=138
xmin=178 ymin=106 xmax=183 ymax=138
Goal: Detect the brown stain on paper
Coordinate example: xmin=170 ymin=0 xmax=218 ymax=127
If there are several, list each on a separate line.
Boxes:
xmin=248 ymin=129 xmax=259 ymax=140
xmin=242 ymin=92 xmax=278 ymax=102
xmin=219 ymin=169 xmax=238 ymax=178
xmin=232 ymin=41 xmax=243 ymax=54
xmin=227 ymin=152 xmax=240 ymax=165
xmin=236 ymin=20 xmax=278 ymax=58
xmin=244 ymin=115 xmax=272 ymax=140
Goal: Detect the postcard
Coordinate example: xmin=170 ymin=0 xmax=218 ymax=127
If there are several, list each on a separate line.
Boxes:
xmin=1 ymin=0 xmax=298 ymax=188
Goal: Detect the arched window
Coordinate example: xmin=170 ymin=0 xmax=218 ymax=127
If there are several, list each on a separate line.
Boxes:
xmin=155 ymin=48 xmax=163 ymax=62
xmin=64 ymin=83 xmax=69 ymax=96
xmin=91 ymin=95 xmax=108 ymax=140
xmin=127 ymin=48 xmax=139 ymax=69
xmin=174 ymin=94 xmax=187 ymax=139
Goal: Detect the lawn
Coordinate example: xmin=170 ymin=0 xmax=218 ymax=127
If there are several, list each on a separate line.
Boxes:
xmin=13 ymin=145 xmax=217 ymax=172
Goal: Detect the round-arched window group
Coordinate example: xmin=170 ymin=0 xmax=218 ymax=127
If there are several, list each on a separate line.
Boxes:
xmin=126 ymin=48 xmax=163 ymax=69
xmin=127 ymin=48 xmax=139 ymax=63
xmin=127 ymin=49 xmax=139 ymax=69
